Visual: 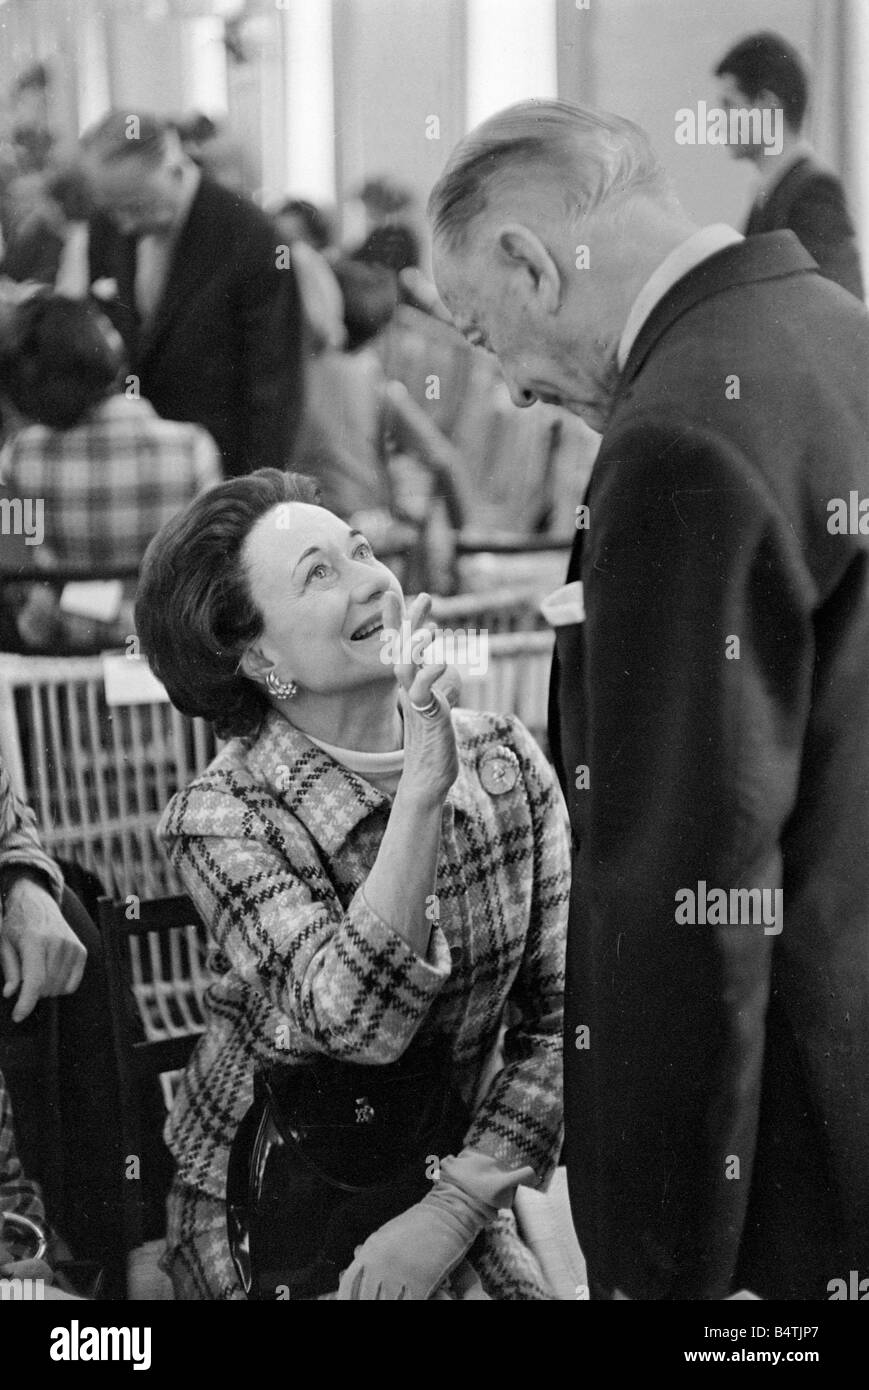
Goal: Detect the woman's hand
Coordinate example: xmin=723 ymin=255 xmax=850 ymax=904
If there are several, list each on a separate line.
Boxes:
xmin=359 ymin=592 xmax=460 ymax=955
xmin=382 ymin=590 xmax=458 ymax=808
xmin=336 ymin=1177 xmax=494 ymax=1300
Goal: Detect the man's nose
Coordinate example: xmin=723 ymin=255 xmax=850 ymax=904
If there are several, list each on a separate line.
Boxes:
xmin=503 ymin=373 xmax=536 ymax=409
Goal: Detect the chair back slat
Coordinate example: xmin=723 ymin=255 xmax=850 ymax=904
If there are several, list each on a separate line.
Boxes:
xmin=99 ymin=892 xmax=210 ymax=1263
xmin=455 ymin=629 xmax=555 ymax=749
xmin=0 ymin=654 xmax=219 ymax=900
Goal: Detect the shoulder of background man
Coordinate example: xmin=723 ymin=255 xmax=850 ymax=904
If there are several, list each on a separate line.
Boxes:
xmin=772 ymin=154 xmax=853 ymax=225
xmin=190 ymin=174 xmax=280 ymax=259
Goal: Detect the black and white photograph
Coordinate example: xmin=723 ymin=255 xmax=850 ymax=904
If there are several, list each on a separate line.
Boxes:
xmin=0 ymin=0 xmax=866 ymax=1363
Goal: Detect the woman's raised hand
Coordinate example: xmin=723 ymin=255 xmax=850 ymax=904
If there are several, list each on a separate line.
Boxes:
xmin=382 ymin=589 xmax=458 ymax=807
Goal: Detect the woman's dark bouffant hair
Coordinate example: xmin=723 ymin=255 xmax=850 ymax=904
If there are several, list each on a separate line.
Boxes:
xmin=134 ymin=469 xmax=322 ymax=740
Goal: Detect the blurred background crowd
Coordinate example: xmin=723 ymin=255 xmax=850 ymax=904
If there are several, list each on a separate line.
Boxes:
xmin=0 ymin=0 xmax=864 ymax=657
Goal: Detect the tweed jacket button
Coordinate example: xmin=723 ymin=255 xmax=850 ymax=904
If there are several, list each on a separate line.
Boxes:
xmin=478 ymin=744 xmax=520 ymax=795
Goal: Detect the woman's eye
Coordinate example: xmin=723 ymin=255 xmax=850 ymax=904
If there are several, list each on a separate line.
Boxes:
xmin=353 ymin=542 xmax=373 ymax=559
xmin=307 ymin=562 xmax=331 ymax=582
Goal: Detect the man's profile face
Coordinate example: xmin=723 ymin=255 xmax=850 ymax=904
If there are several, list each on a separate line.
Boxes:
xmin=433 ymin=228 xmax=616 ymax=434
xmin=718 ymin=74 xmax=768 ymax=161
xmin=86 ymin=155 xmax=185 ymax=237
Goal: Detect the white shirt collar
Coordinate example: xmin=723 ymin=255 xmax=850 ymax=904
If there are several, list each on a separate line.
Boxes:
xmin=300 ymin=729 xmax=404 ymax=775
xmin=617 ymin=224 xmax=744 ymax=371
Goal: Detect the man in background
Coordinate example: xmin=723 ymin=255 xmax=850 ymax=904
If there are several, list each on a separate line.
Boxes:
xmin=81 ymin=111 xmax=304 ymax=478
xmin=715 ymin=30 xmax=864 ymax=299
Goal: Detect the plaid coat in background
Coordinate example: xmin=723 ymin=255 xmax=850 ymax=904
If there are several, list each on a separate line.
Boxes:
xmin=159 ymin=705 xmax=570 ymax=1297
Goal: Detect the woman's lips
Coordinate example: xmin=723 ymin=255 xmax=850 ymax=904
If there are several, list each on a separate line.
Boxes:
xmin=350 ymin=620 xmax=384 ymax=641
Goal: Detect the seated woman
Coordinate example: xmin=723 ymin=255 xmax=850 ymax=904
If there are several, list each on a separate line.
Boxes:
xmin=134 ymin=469 xmax=569 ymax=1300
xmin=0 ymin=293 xmax=220 ymax=654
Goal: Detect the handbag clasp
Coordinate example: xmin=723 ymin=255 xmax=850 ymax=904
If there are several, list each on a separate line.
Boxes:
xmin=354 ymin=1096 xmax=375 ymax=1125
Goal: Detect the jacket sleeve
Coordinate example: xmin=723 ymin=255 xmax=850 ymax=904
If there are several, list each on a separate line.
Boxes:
xmin=159 ymin=775 xmax=452 ymax=1063
xmin=569 ymin=415 xmax=817 ymax=1298
xmin=0 ymin=761 xmax=64 ymax=902
xmin=463 ymin=716 xmax=569 ymax=1187
xmin=235 ymin=223 xmax=305 ymax=472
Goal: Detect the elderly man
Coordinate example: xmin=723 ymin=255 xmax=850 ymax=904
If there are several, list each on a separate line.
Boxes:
xmin=429 ymin=100 xmax=869 ymax=1300
xmin=80 ymin=111 xmax=304 ymax=479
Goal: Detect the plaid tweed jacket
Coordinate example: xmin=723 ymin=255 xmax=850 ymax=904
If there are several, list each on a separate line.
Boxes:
xmin=159 ymin=706 xmax=569 ymax=1206
xmin=0 ymin=756 xmax=64 ymax=901
xmin=0 ymin=1068 xmax=47 ymax=1242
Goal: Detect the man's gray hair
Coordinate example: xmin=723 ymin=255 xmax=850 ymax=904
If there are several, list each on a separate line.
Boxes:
xmin=80 ymin=110 xmax=170 ymax=166
xmin=429 ymin=99 xmax=673 ymax=249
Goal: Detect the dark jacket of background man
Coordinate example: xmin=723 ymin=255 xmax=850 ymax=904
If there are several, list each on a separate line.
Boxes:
xmin=88 ymin=175 xmax=304 ymax=479
xmin=549 ymin=231 xmax=869 ymax=1300
xmin=744 ymin=153 xmax=864 ymax=301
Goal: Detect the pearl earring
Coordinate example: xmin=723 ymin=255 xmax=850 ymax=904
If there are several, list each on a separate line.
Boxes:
xmin=266 ymin=668 xmax=298 ymax=701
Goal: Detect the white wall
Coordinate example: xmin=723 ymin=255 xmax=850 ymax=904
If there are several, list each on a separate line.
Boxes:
xmin=557 ymin=0 xmax=819 ymax=229
xmin=331 ymin=0 xmax=466 ymax=250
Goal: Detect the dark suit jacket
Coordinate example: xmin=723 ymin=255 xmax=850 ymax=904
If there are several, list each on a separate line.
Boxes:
xmin=88 ymin=176 xmax=304 ymax=478
xmin=745 ymin=154 xmax=864 ymax=301
xmin=549 ymin=232 xmax=869 ymax=1299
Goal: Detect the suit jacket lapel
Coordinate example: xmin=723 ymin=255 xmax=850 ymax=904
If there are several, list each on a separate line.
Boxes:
xmin=611 ymin=231 xmax=816 ymax=407
xmin=549 ymin=231 xmax=816 ymax=795
xmin=745 ymin=156 xmax=815 ymax=236
xmin=763 ymin=156 xmax=816 ymax=231
xmin=135 ymin=178 xmax=220 ymax=370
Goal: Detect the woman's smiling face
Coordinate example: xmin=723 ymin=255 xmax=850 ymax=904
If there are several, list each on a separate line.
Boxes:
xmin=241 ymin=501 xmax=404 ymax=695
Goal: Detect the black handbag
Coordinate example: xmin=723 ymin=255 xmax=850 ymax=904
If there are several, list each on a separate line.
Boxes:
xmin=226 ymin=1041 xmax=470 ymax=1300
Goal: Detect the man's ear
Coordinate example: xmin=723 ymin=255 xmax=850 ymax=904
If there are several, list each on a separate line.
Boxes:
xmin=755 ymin=86 xmax=783 ymax=113
xmin=497 ymin=223 xmax=561 ymax=312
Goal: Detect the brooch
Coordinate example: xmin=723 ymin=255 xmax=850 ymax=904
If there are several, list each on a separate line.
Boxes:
xmin=354 ymin=1096 xmax=375 ymax=1125
xmin=478 ymin=744 xmax=520 ymax=796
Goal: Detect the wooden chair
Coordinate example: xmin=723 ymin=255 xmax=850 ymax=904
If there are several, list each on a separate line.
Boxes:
xmin=99 ymin=893 xmax=210 ymax=1298
xmin=429 ymin=586 xmax=547 ymax=635
xmin=444 ymin=373 xmax=597 ymax=577
xmin=378 ymin=303 xmax=475 ymax=437
xmin=0 ymin=653 xmax=218 ymax=899
xmin=450 ymin=628 xmax=556 ymax=752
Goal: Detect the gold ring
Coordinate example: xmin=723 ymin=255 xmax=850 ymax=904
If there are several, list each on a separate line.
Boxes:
xmin=410 ymin=696 xmax=440 ymax=718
